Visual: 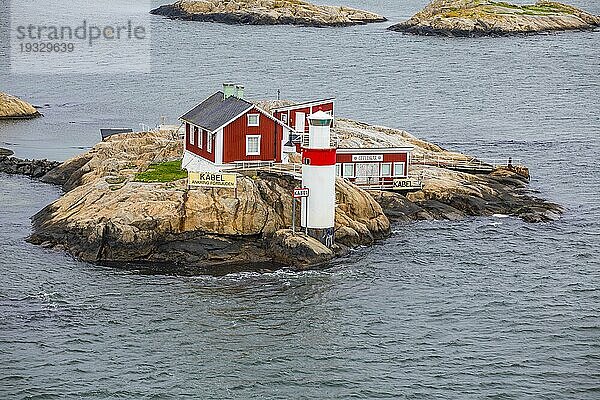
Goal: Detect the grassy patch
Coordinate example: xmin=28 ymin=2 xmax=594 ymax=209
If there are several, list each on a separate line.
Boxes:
xmin=489 ymin=2 xmax=570 ymax=15
xmin=134 ymin=160 xmax=188 ymax=183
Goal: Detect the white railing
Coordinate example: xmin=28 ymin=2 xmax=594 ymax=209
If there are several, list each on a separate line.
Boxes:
xmin=223 ymin=161 xmax=302 ymax=178
xmin=297 ymin=133 xmax=339 ymax=148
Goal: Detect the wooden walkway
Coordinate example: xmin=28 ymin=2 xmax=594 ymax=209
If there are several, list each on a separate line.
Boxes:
xmin=411 ymin=154 xmax=517 ymax=174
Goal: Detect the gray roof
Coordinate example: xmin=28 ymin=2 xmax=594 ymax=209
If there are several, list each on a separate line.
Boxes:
xmin=180 ymin=91 xmax=253 ymax=132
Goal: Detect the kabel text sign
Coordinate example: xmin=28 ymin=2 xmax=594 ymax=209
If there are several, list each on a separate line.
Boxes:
xmin=189 ymin=172 xmax=237 ymax=188
xmin=293 ymin=188 xmax=309 ymax=198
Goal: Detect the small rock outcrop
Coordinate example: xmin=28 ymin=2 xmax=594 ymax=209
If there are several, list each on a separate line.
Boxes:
xmin=388 ymin=0 xmax=600 ymax=36
xmin=0 ymin=93 xmax=40 ymax=120
xmin=0 ymin=148 xmax=60 ymax=178
xmin=151 ymin=0 xmax=387 ymax=27
xmin=29 ymin=130 xmax=390 ymax=272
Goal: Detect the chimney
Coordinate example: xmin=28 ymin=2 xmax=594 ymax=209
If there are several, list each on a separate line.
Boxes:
xmin=234 ymin=84 xmax=245 ymax=100
xmin=223 ymin=83 xmax=235 ymax=99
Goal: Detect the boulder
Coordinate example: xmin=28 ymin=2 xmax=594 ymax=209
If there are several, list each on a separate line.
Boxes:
xmin=0 ymin=93 xmax=40 ymax=120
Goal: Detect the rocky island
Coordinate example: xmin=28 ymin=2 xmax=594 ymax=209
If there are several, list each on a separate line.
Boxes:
xmin=25 ymin=111 xmax=561 ymax=273
xmin=0 ymin=92 xmax=40 ymax=120
xmin=388 ymin=0 xmax=600 ymax=36
xmin=151 ymin=0 xmax=387 ymax=27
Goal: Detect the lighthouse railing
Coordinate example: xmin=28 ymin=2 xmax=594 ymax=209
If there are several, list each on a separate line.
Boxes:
xmin=299 ymin=133 xmax=338 ymax=148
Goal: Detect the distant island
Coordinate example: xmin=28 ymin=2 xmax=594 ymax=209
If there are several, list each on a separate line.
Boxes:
xmin=0 ymin=92 xmax=40 ymax=120
xmin=389 ymin=0 xmax=600 ymax=36
xmin=151 ymin=0 xmax=387 ymax=27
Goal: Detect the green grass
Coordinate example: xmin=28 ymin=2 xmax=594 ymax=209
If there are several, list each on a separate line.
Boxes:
xmin=134 ymin=160 xmax=188 ymax=183
xmin=489 ymin=1 xmax=569 ymax=15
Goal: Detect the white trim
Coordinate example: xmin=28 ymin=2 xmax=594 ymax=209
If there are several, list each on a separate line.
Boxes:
xmin=342 ymin=163 xmax=355 ymax=178
xmin=336 ymin=163 xmax=342 ymax=176
xmin=207 ymin=131 xmax=212 ymax=153
xmin=212 ymin=105 xmax=295 ymax=134
xmin=215 ymin=128 xmax=224 ymax=165
xmin=393 ymin=162 xmax=406 ymax=177
xmin=198 ymin=127 xmax=203 ymax=148
xmin=247 ymin=114 xmax=260 ymax=127
xmin=272 ymin=98 xmax=336 ymax=113
xmin=381 ymin=162 xmax=392 ymax=177
xmin=246 ymin=135 xmax=261 ymax=156
xmin=189 ymin=125 xmax=195 ymax=146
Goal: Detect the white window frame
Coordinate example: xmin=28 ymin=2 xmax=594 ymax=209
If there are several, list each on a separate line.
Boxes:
xmin=189 ymin=126 xmax=195 ymax=146
xmin=247 ymin=114 xmax=260 ymax=127
xmin=381 ymin=162 xmax=392 ymax=177
xmin=393 ymin=162 xmax=406 ymax=177
xmin=207 ymin=132 xmax=212 ymax=153
xmin=198 ymin=128 xmax=203 ymax=148
xmin=343 ymin=163 xmax=355 ymax=178
xmin=335 ymin=163 xmax=342 ymax=177
xmin=246 ymin=135 xmax=261 ymax=156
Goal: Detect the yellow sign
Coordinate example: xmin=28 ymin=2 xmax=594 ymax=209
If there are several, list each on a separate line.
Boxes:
xmin=189 ymin=172 xmax=237 ymax=189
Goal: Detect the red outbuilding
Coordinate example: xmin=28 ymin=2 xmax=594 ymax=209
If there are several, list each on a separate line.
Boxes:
xmin=335 ymin=147 xmax=415 ymax=188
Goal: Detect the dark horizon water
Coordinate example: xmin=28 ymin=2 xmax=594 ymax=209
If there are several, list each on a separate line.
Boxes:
xmin=1 ymin=0 xmax=599 ymax=398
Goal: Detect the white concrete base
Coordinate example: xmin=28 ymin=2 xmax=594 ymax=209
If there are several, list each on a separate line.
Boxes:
xmin=181 ymin=151 xmax=221 ymax=173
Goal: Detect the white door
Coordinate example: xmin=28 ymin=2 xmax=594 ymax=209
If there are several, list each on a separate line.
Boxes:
xmin=295 ymin=112 xmax=305 ymax=133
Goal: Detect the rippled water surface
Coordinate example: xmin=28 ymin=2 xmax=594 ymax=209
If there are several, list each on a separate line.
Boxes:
xmin=1 ymin=0 xmax=599 ymax=398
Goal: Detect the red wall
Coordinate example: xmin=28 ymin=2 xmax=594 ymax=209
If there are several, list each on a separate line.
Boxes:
xmin=223 ymin=107 xmax=283 ymax=163
xmin=336 ymin=152 xmax=409 ymax=176
xmin=274 ymin=101 xmax=334 ymax=133
xmin=186 ymin=123 xmax=216 ymax=163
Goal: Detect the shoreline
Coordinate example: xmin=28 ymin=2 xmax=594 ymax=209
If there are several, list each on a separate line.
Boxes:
xmin=9 ymin=115 xmax=562 ymax=273
xmin=151 ymin=0 xmax=387 ymax=27
xmin=388 ymin=0 xmax=600 ymax=37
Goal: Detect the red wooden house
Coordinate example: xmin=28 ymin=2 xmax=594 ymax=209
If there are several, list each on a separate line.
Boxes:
xmin=181 ymin=84 xmax=295 ymax=172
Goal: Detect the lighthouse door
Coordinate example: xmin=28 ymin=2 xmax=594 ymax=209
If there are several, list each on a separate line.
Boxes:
xmin=355 ymin=163 xmax=379 ymax=185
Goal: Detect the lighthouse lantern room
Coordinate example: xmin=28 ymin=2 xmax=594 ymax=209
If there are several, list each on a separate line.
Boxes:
xmin=301 ymin=111 xmax=337 ymax=248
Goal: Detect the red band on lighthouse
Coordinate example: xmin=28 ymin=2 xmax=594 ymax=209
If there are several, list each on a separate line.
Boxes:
xmin=302 ymin=148 xmax=336 ymax=166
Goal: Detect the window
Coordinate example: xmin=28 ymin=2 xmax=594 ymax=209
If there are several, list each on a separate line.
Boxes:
xmin=393 ymin=162 xmax=405 ymax=177
xmin=381 ymin=163 xmax=392 ymax=177
xmin=281 ymin=114 xmax=288 ymax=124
xmin=336 ymin=163 xmax=341 ymax=177
xmin=247 ymin=114 xmax=260 ymax=127
xmin=189 ymin=126 xmax=195 ymax=146
xmin=246 ymin=135 xmax=261 ymax=156
xmin=343 ymin=163 xmax=355 ymax=178
xmin=198 ymin=128 xmax=203 ymax=148
xmin=207 ymin=132 xmax=212 ymax=153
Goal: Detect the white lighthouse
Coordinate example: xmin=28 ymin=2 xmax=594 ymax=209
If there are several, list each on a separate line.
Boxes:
xmin=301 ymin=111 xmax=336 ymax=248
